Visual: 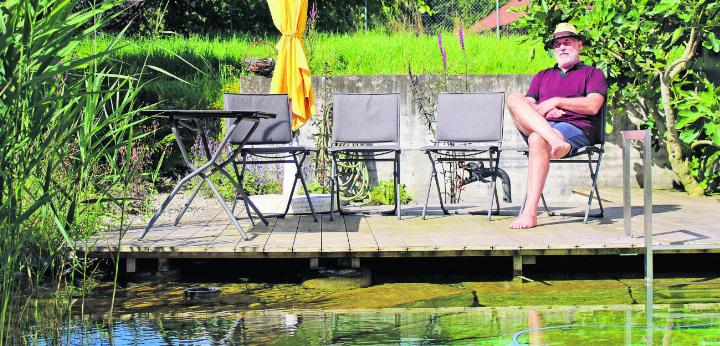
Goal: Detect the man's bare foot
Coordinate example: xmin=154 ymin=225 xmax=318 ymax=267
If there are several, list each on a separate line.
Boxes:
xmin=551 ymin=141 xmax=572 ymax=159
xmin=511 ymin=212 xmax=538 ymax=229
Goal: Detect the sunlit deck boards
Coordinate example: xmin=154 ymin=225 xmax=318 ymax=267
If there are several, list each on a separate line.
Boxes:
xmin=78 ymin=189 xmax=720 ymax=258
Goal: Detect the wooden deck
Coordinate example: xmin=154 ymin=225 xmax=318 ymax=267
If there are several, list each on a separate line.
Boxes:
xmin=79 ymin=189 xmax=720 ymax=260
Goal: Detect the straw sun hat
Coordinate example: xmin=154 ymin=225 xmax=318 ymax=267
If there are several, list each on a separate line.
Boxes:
xmin=545 ymin=22 xmax=586 ymax=49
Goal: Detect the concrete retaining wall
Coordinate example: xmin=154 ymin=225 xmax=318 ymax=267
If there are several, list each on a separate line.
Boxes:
xmin=239 ymin=75 xmax=676 ymax=204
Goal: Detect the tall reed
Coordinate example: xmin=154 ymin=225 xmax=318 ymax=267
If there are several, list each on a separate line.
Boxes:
xmin=0 ymin=0 xmax=151 ymax=342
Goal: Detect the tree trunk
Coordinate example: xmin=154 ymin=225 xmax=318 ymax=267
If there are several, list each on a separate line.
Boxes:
xmin=659 ymin=77 xmax=705 ymax=196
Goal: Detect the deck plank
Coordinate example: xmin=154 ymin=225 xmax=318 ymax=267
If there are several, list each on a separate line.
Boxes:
xmin=293 ymin=215 xmax=322 ymax=253
xmin=417 ymin=215 xmax=500 ymax=251
xmin=116 ymin=224 xmax=180 ymax=252
xmin=321 ymin=214 xmax=351 ymax=252
xmin=148 ymin=210 xmax=224 ymax=252
xmin=345 ymin=215 xmax=378 ymax=252
xmin=263 ymin=215 xmax=300 ymax=253
xmin=233 ymin=217 xmax=277 ymax=253
xmin=82 ymin=190 xmax=720 ymax=258
xmin=363 ymin=215 xmax=409 ymax=252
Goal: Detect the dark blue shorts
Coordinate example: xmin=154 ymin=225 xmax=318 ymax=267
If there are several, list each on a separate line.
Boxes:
xmin=522 ymin=121 xmax=591 ymax=157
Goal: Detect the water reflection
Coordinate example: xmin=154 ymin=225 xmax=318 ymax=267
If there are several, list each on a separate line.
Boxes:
xmin=26 ymin=276 xmax=720 ymax=344
xmin=32 ymin=306 xmax=720 ymax=345
xmin=527 ymin=310 xmax=544 ymax=345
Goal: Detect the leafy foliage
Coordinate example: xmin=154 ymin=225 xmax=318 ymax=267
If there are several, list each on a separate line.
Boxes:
xmin=0 ymin=0 xmax=154 ymax=341
xmin=369 ymin=180 xmax=413 ymax=205
xmin=89 ymin=0 xmax=399 ymax=35
xmin=514 ymin=0 xmax=720 ymax=194
xmin=672 ymin=73 xmax=720 ymax=191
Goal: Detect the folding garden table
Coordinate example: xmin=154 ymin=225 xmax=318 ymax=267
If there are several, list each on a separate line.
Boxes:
xmin=141 ymin=110 xmax=275 ymax=240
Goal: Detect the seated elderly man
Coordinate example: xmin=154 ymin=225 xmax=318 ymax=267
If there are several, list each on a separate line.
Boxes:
xmin=508 ymin=23 xmax=608 ymax=229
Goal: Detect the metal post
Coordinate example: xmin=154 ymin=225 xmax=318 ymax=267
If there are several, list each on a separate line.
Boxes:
xmin=623 ymin=136 xmax=632 ymax=237
xmin=643 ymin=130 xmax=653 ymax=342
xmin=364 ymin=0 xmax=368 ymax=32
xmin=495 ymin=0 xmax=500 ymax=39
xmin=621 ymin=130 xmax=654 ymax=342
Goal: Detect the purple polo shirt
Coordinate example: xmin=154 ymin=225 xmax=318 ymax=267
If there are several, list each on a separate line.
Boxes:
xmin=526 ymin=62 xmax=608 ymax=143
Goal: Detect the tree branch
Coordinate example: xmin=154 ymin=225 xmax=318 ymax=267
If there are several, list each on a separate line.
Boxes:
xmin=691 ymin=140 xmax=720 ymax=149
xmin=666 ymin=27 xmax=699 ymax=79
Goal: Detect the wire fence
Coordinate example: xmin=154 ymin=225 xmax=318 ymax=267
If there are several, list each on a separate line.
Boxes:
xmin=422 ymin=0 xmax=505 ymax=34
xmin=96 ymin=0 xmax=511 ymax=36
xmin=358 ymin=0 xmax=510 ymax=35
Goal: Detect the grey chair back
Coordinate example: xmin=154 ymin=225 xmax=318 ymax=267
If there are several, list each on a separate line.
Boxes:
xmin=331 ymin=93 xmax=400 ymax=144
xmin=223 ymin=93 xmax=293 ymax=145
xmin=436 ymin=92 xmax=505 ymax=143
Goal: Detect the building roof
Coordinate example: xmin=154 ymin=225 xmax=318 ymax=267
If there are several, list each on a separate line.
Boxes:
xmin=470 ymin=0 xmax=529 ymax=33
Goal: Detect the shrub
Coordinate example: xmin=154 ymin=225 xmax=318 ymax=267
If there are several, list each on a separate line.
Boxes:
xmin=369 ymin=180 xmax=412 ymax=205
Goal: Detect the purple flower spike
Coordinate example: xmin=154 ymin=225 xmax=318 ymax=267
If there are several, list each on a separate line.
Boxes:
xmin=458 ymin=25 xmax=465 ymax=51
xmin=442 ymin=49 xmax=447 ymax=70
xmin=437 ymin=33 xmax=447 ymax=70
xmin=310 ymin=2 xmax=317 ymax=22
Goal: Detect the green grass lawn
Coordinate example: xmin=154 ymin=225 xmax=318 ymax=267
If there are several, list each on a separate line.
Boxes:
xmin=308 ymin=31 xmax=553 ymax=75
xmin=77 ymin=31 xmax=553 ymax=109
xmin=80 ymin=31 xmax=553 ymax=77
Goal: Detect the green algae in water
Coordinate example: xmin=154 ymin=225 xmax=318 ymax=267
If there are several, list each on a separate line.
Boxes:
xmin=26 ymin=276 xmax=720 ymax=344
xmin=80 ymin=276 xmax=720 ymax=314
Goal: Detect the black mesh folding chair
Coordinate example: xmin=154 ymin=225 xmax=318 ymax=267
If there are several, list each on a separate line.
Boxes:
xmin=518 ymin=104 xmax=607 ymax=223
xmin=224 ymin=93 xmax=318 ymax=225
xmin=329 ymin=93 xmax=401 ymax=220
xmin=421 ymin=92 xmax=506 ymax=220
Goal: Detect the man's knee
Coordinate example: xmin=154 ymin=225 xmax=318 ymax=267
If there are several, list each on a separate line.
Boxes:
xmin=507 ymin=92 xmax=527 ymax=109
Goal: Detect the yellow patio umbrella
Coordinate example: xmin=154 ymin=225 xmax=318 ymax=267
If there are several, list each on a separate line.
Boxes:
xmin=268 ymin=0 xmax=316 ymax=131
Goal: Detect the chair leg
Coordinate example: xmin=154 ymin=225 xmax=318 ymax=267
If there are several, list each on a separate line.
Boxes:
xmin=519 ymin=191 xmax=527 ymax=216
xmin=395 ymin=151 xmax=401 ymax=220
xmin=595 ymin=179 xmax=605 ymax=217
xmin=433 ymin=158 xmax=449 ymax=216
xmin=238 ymin=155 xmax=255 ymax=226
xmin=279 ymin=167 xmax=299 ymax=219
xmin=332 ymin=154 xmax=344 ymax=217
xmin=294 ymin=152 xmax=318 ymax=222
xmin=594 ymin=152 xmax=605 ymax=218
xmin=423 ymin=152 xmax=450 ymax=220
xmin=520 ymin=188 xmax=551 ymax=217
xmin=422 ymin=153 xmax=434 ymax=220
xmin=583 ymin=152 xmax=604 ymax=223
xmin=494 ymin=181 xmax=501 ymax=215
xmin=486 ymin=151 xmax=499 ymax=221
xmin=541 ymin=193 xmax=553 ymax=216
xmin=493 ymin=153 xmax=502 ymax=216
xmin=329 ymin=153 xmax=336 ymax=221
